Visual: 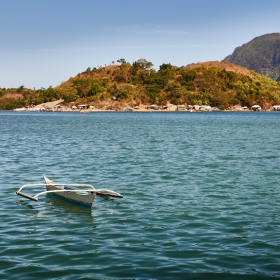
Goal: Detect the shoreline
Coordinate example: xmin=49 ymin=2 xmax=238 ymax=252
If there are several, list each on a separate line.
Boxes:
xmin=11 ymin=108 xmax=277 ymax=113
xmin=13 ymin=100 xmax=279 ymax=113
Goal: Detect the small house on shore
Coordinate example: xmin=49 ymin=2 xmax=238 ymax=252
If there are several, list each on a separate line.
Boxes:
xmin=273 ymin=105 xmax=280 ymax=111
xmin=150 ymin=104 xmax=160 ymax=110
xmin=252 ymin=105 xmax=261 ymax=111
xmin=78 ymin=104 xmax=90 ymax=110
xmin=177 ymin=105 xmax=186 ymax=111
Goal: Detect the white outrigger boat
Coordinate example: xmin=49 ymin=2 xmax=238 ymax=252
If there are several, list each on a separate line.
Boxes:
xmin=16 ymin=175 xmax=123 ymax=207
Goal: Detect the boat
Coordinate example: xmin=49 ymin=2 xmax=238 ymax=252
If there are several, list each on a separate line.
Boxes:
xmin=16 ymin=175 xmax=123 ymax=207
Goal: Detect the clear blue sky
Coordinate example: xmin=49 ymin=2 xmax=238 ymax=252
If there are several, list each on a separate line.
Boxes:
xmin=1 ymin=0 xmax=279 ymax=89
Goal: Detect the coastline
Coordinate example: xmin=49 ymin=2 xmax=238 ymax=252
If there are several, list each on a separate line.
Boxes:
xmin=10 ymin=100 xmax=263 ymax=113
xmin=12 ymin=107 xmax=277 ymax=113
xmin=12 ymin=99 xmax=280 ymax=113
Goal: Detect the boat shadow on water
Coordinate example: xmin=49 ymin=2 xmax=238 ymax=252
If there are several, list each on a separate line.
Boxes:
xmin=45 ymin=193 xmax=121 ymax=218
xmin=16 ymin=195 xmax=94 ymax=220
xmin=46 ymin=194 xmax=94 ymax=216
xmin=16 ymin=191 xmax=120 ymax=221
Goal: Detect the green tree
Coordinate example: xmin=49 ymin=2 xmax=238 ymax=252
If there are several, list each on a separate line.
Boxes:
xmin=117 ymin=58 xmax=127 ymax=65
xmin=39 ymin=87 xmax=60 ymax=102
xmin=60 ymin=87 xmax=79 ymax=102
xmin=72 ymin=79 xmax=92 ymax=97
xmin=136 ymin=58 xmax=154 ymax=70
xmin=17 ymin=85 xmax=25 ymax=93
xmin=159 ymin=63 xmax=172 ymax=71
xmin=88 ymin=80 xmax=104 ymax=96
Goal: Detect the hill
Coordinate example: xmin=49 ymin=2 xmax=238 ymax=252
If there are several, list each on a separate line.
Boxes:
xmin=1 ymin=60 xmax=280 ymax=110
xmin=224 ymin=33 xmax=280 ymax=81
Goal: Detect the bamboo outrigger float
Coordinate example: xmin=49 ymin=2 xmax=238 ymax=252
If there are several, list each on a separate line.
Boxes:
xmin=16 ymin=175 xmax=123 ymax=207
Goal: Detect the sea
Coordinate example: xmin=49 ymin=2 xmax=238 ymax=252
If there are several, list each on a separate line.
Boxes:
xmin=0 ymin=110 xmax=280 ymax=280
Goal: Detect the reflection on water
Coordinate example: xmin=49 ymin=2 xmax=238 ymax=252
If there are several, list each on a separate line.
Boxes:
xmin=17 ymin=193 xmax=94 ymax=222
xmin=46 ymin=195 xmax=94 ymax=217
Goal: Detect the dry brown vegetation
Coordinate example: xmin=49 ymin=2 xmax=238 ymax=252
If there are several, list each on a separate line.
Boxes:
xmin=1 ymin=60 xmax=280 ymax=110
xmin=186 ymin=61 xmax=255 ymax=79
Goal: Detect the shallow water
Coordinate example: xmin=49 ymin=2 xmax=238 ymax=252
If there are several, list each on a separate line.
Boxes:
xmin=0 ymin=111 xmax=280 ymax=279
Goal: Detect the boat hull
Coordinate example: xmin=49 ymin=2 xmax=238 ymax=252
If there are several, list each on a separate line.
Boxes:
xmin=44 ymin=177 xmax=95 ymax=207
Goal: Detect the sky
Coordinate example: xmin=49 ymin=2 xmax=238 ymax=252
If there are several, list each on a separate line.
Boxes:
xmin=1 ymin=0 xmax=280 ymax=89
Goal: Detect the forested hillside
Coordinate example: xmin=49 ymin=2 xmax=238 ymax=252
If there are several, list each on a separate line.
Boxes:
xmin=224 ymin=33 xmax=280 ymax=81
xmin=1 ymin=59 xmax=280 ymax=110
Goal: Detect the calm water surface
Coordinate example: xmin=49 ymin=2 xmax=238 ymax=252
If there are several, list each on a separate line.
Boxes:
xmin=0 ymin=111 xmax=280 ymax=279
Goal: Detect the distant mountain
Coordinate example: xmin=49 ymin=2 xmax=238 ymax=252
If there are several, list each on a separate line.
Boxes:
xmin=224 ymin=33 xmax=280 ymax=81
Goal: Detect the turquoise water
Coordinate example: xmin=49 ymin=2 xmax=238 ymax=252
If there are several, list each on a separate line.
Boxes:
xmin=0 ymin=111 xmax=280 ymax=279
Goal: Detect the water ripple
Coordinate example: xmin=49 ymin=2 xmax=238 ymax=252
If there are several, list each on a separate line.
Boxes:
xmin=1 ymin=111 xmax=280 ymax=279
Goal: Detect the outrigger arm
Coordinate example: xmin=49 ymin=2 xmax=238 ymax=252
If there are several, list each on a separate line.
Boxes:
xmin=16 ymin=183 xmax=123 ymax=202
